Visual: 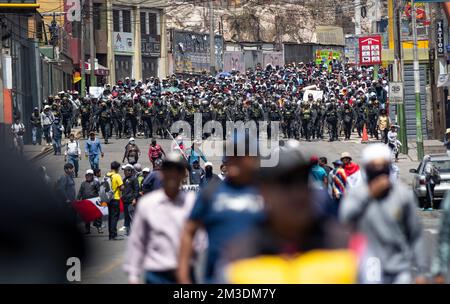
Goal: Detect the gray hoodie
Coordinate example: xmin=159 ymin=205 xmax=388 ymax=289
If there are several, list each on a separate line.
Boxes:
xmin=340 ymin=182 xmax=427 ymax=278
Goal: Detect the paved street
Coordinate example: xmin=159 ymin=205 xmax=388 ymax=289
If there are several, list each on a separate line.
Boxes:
xmin=25 ymin=133 xmax=443 ymax=283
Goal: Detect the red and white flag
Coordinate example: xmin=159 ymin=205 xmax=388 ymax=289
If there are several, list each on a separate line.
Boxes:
xmin=72 ymin=197 xmax=108 ymax=223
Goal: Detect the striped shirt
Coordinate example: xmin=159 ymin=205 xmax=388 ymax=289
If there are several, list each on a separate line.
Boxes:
xmin=328 ymin=168 xmax=347 ymax=200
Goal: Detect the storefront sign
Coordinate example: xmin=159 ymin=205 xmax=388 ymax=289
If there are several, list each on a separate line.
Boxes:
xmin=113 ymin=32 xmax=134 ymax=53
xmin=141 ymin=34 xmax=161 ymax=57
xmin=437 ymin=19 xmax=445 ymax=56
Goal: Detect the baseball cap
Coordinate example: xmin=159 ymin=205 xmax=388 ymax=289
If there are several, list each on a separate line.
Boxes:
xmin=122 ymin=164 xmax=134 ymax=171
xmin=332 ymin=160 xmax=343 ymax=166
xmin=86 ymin=169 xmax=94 ymax=175
xmin=205 ymin=162 xmax=213 ymax=168
xmin=129 ymin=137 xmax=135 ymax=142
xmin=142 ymin=167 xmax=150 ymax=173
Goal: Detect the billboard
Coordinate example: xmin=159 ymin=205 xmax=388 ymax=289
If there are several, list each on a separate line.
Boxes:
xmin=113 ymin=32 xmax=134 ymax=54
xmin=223 ymin=51 xmax=245 ymax=73
xmin=173 ymin=30 xmax=223 ymax=74
xmin=358 ymin=35 xmax=382 ymax=66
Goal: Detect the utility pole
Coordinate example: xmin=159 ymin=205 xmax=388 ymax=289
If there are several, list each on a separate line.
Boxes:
xmin=89 ymin=0 xmax=96 ymax=87
xmin=412 ymin=0 xmax=424 ymax=160
xmin=209 ymin=0 xmax=215 ymax=75
xmin=393 ymin=0 xmax=407 ymax=154
xmin=355 ymin=0 xmax=362 ymax=35
xmin=80 ymin=0 xmax=86 ymax=97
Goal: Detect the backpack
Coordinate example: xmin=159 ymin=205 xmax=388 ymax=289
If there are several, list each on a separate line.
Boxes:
xmin=99 ymin=175 xmax=114 ymax=203
xmin=432 ymin=166 xmax=441 ymax=185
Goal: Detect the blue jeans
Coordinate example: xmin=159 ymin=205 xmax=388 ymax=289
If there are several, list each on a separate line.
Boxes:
xmin=89 ymin=154 xmax=100 ymax=171
xmin=32 ymin=127 xmax=42 ymax=145
xmin=67 ymin=155 xmax=79 ymax=176
xmin=43 ymin=125 xmax=51 ymax=144
xmin=145 ymin=270 xmax=177 ymax=284
xmin=52 ymin=137 xmax=61 ymax=154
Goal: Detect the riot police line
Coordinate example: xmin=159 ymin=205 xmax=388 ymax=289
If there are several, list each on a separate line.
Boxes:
xmin=34 ymin=62 xmax=389 ymax=144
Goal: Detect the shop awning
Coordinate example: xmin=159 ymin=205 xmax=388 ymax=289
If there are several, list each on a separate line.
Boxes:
xmin=85 ymin=62 xmax=109 ymax=76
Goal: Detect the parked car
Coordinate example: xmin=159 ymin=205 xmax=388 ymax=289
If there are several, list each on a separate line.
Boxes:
xmin=410 ymin=154 xmax=450 ymax=208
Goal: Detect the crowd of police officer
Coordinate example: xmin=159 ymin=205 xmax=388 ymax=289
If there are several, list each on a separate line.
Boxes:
xmin=38 ymin=61 xmax=389 ymax=143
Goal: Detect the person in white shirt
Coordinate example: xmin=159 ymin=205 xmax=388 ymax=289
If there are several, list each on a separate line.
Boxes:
xmin=218 ymin=163 xmax=227 ymax=181
xmin=11 ymin=118 xmax=25 ymax=156
xmin=124 ymin=153 xmax=198 ymax=284
xmin=64 ymin=133 xmax=81 ymax=178
xmin=41 ymin=105 xmax=54 ymax=146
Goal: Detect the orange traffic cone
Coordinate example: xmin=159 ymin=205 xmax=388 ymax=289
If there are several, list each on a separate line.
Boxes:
xmin=361 ymin=124 xmax=369 ymax=143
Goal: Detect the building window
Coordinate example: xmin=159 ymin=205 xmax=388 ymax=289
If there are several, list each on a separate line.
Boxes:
xmin=113 ymin=10 xmax=120 ymax=32
xmin=140 ymin=12 xmax=146 ymax=36
xmin=93 ymin=3 xmax=102 ymax=30
xmin=148 ymin=13 xmax=157 ymax=36
xmin=122 ymin=10 xmax=131 ymax=33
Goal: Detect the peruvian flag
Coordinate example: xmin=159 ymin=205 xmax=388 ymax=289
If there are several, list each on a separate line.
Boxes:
xmin=72 ymin=197 xmax=108 ymax=223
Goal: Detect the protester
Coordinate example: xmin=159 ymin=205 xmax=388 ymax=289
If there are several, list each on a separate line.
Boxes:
xmin=133 ymin=163 xmax=145 ymax=189
xmin=177 ymin=132 xmax=264 ymax=284
xmin=328 ymin=159 xmax=347 ymax=217
xmin=200 ymin=162 xmax=219 ymax=188
xmin=121 ymin=164 xmax=140 ymax=236
xmin=11 ymin=117 xmax=25 ymax=156
xmin=189 ymin=160 xmax=204 ymax=185
xmin=377 ymin=109 xmax=390 ymax=144
xmin=140 ymin=167 xmax=150 ymax=195
xmin=123 ymin=138 xmax=141 ymax=165
xmin=124 ymin=153 xmax=195 ymax=284
xmin=387 ymin=125 xmax=401 ymax=162
xmin=341 ymin=152 xmax=362 ymax=188
xmin=319 ymin=157 xmax=333 ymax=175
xmin=187 ymin=141 xmax=208 ymax=167
xmin=218 ymin=140 xmax=359 ymax=283
xmin=0 ymin=143 xmax=85 ymax=283
xmin=51 ymin=118 xmax=64 ymax=155
xmin=217 ymin=163 xmax=227 ymax=181
xmin=55 ymin=163 xmax=76 ymax=204
xmin=77 ymin=169 xmax=102 ymax=234
xmin=106 ymin=161 xmax=124 ymax=240
xmin=64 ymin=133 xmax=81 ymax=178
xmin=85 ymin=131 xmax=104 ymax=171
xmin=432 ymin=191 xmax=450 ymax=283
xmin=423 ymin=155 xmax=440 ymax=211
xmin=94 ymin=168 xmax=102 ymax=182
xmin=41 ymin=105 xmax=54 ymax=146
xmin=340 ymin=143 xmax=427 ymax=284
xmin=30 ymin=107 xmax=42 ymax=145
xmin=142 ymin=158 xmax=164 ymax=194
xmin=148 ymin=138 xmax=166 ymax=167
xmin=310 ymin=155 xmax=328 ymax=190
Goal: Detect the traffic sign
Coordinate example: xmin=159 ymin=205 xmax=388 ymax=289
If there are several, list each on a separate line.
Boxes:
xmin=358 ymin=35 xmax=382 ymax=66
xmin=389 ymin=82 xmax=404 ymax=104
